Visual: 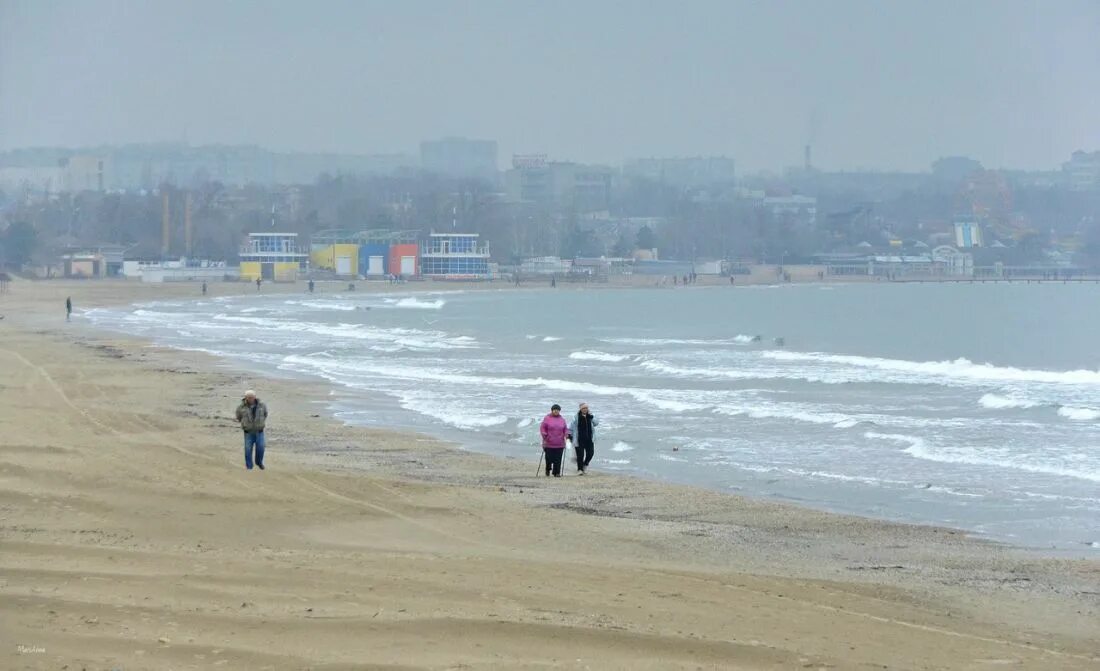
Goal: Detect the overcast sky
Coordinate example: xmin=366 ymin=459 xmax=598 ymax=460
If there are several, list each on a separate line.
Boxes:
xmin=1 ymin=0 xmax=1097 ymax=172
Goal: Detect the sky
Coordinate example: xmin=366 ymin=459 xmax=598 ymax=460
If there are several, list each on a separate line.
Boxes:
xmin=1 ymin=0 xmax=1098 ymax=172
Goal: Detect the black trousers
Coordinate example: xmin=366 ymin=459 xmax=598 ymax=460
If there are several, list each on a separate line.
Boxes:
xmin=574 ymin=442 xmax=594 ymax=470
xmin=543 ymin=447 xmax=565 ymax=476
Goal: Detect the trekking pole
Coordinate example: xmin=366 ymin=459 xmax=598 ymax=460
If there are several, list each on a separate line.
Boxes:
xmin=536 ymin=447 xmax=544 ymax=477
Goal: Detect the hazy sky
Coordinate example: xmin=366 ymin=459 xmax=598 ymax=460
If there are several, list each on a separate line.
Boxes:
xmin=1 ymin=0 xmax=1097 ymax=172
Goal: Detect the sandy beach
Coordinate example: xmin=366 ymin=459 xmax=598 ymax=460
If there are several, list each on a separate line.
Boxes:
xmin=1 ymin=279 xmax=1097 ymax=670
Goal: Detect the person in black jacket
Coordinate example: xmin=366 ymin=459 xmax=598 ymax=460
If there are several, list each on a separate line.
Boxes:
xmin=568 ymin=402 xmax=600 ymax=475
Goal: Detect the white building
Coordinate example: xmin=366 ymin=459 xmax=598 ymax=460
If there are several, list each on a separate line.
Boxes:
xmin=504 ymin=156 xmax=613 ymax=212
xmin=1063 ymin=150 xmax=1100 ymax=191
xmin=764 ymin=195 xmax=817 ymax=227
xmin=932 ymin=245 xmax=974 ymax=276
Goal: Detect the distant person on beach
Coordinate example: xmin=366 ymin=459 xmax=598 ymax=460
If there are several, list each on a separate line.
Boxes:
xmin=308 ymin=279 xmax=315 ymax=293
xmin=569 ymin=402 xmax=599 ymax=475
xmin=540 ymin=403 xmax=569 ymax=477
xmin=235 ymin=389 xmax=268 ymax=470
xmin=255 ymin=277 xmax=262 ymax=292
xmin=202 ymin=281 xmax=207 ymax=296
xmin=65 ymin=296 xmax=72 ymax=321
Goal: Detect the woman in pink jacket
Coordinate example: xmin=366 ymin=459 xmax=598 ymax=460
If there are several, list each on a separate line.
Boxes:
xmin=539 ymin=403 xmax=570 ymax=477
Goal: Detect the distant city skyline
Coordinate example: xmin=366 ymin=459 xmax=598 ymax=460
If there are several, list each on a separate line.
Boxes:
xmin=2 ymin=0 xmax=1098 ymax=172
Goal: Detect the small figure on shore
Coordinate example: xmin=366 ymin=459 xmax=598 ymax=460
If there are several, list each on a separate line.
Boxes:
xmin=202 ymin=281 xmax=207 ymax=296
xmin=569 ymin=402 xmax=599 ymax=475
xmin=308 ymin=279 xmax=315 ymax=294
xmin=730 ymin=275 xmax=735 ymax=285
xmin=551 ymin=276 xmax=556 ymax=288
xmin=255 ymin=277 xmax=262 ymax=292
xmin=65 ymin=296 xmax=72 ymax=322
xmin=539 ymin=403 xmax=569 ymax=477
xmin=235 ymin=389 xmax=268 ymax=470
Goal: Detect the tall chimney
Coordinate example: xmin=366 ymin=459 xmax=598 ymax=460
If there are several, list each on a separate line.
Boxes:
xmin=184 ymin=192 xmax=193 ymax=258
xmin=161 ymin=190 xmax=171 ymax=258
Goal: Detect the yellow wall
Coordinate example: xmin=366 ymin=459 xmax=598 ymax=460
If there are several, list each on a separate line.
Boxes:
xmin=239 ymin=261 xmax=262 ymax=281
xmin=309 ymin=244 xmax=359 ymax=275
xmin=273 ymin=262 xmax=300 ymax=282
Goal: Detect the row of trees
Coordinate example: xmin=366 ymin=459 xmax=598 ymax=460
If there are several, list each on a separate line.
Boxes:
xmin=2 ymin=169 xmax=1098 ymax=269
xmin=0 ymin=221 xmax=37 ymax=268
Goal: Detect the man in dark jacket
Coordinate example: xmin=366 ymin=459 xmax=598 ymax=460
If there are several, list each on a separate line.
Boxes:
xmin=235 ymin=390 xmax=268 ymax=470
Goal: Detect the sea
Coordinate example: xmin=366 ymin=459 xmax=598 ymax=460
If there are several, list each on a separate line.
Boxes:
xmin=85 ymin=282 xmax=1100 ymax=552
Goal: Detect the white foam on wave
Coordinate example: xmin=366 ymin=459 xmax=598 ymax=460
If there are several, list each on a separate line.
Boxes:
xmin=516 ymin=418 xmax=533 ymax=429
xmin=764 ymin=350 xmax=1100 ymax=386
xmin=284 ymin=299 xmax=357 ymax=311
xmin=395 ymin=390 xmax=508 ymax=430
xmin=979 ymin=393 xmax=1041 ymax=410
xmin=1058 ymin=406 xmax=1100 ymax=421
xmin=542 ymin=336 xmax=562 ymax=342
xmin=569 ymin=350 xmax=629 ymax=363
xmin=603 ymin=336 xmax=756 ymax=347
xmin=641 ymin=359 xmax=761 ymax=381
xmin=381 ymin=297 xmax=446 ymax=310
xmin=714 ymin=403 xmax=856 ymax=426
xmin=604 ymin=459 xmax=631 ymax=465
xmin=280 ymin=355 xmax=705 ymax=414
xmin=611 ymin=441 xmax=634 ymax=452
xmin=207 ymin=314 xmax=477 ymax=350
xmin=866 ymin=431 xmax=1100 ymax=483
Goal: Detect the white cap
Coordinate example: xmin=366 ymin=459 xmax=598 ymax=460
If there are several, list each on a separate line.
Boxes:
xmin=244 ymin=389 xmax=256 ymax=397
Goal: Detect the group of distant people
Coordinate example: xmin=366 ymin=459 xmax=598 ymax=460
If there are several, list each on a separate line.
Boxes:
xmin=231 ymin=393 xmax=603 ymax=477
xmin=672 ymin=272 xmax=699 ymax=286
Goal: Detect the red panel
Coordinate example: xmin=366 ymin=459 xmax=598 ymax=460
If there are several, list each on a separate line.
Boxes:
xmin=388 ymin=243 xmax=419 ymax=276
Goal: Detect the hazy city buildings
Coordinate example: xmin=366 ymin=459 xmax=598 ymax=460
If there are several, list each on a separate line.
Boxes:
xmin=1063 ymin=150 xmax=1100 ymax=191
xmin=623 ymin=156 xmax=736 ymax=188
xmin=504 ymin=155 xmax=613 ymax=212
xmin=419 ymin=137 xmax=499 ymax=183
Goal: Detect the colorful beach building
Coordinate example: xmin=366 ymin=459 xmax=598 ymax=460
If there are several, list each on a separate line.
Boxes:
xmin=309 ymin=230 xmax=420 ymax=278
xmin=239 ymin=232 xmax=309 ymax=282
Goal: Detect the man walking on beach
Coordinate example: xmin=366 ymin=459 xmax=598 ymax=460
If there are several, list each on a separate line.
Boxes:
xmin=65 ymin=297 xmax=72 ymax=321
xmin=569 ymin=402 xmax=599 ymax=474
xmin=235 ymin=390 xmax=268 ymax=470
xmin=539 ymin=404 xmax=569 ymax=477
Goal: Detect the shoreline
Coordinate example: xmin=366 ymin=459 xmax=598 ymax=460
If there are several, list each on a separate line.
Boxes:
xmin=79 ymin=277 xmax=1096 ymax=556
xmin=2 ymin=279 xmax=1098 ymax=669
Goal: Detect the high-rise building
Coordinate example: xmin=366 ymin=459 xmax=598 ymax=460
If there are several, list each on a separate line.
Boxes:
xmin=623 ymin=156 xmax=735 ymax=188
xmin=1063 ymin=150 xmax=1100 ymax=191
xmin=504 ymin=155 xmax=613 ymax=212
xmin=419 ymin=137 xmax=498 ymax=183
